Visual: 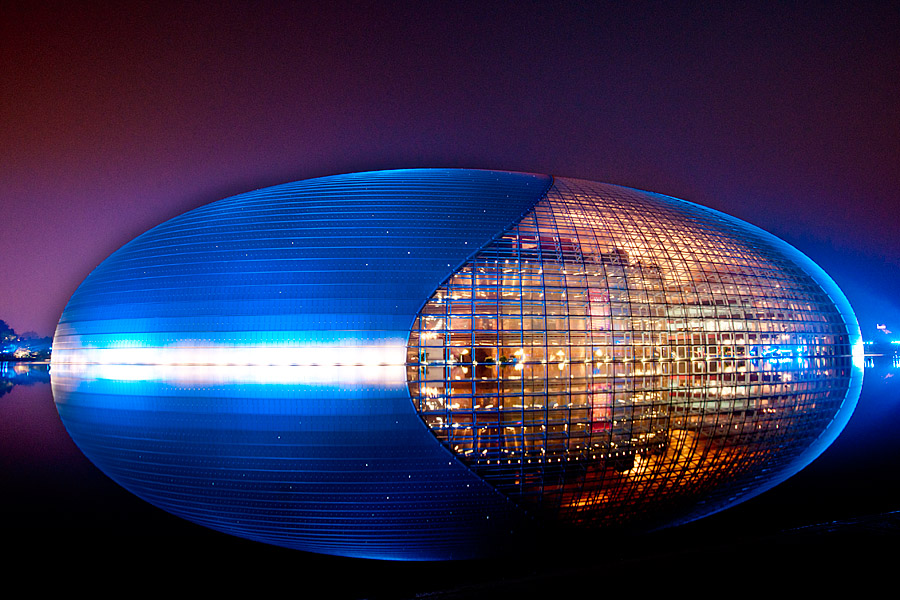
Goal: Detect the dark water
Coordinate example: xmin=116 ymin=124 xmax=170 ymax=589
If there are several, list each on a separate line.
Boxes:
xmin=3 ymin=360 xmax=899 ymax=597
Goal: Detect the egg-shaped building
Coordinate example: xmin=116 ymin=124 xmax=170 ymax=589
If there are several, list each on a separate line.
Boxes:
xmin=51 ymin=169 xmax=863 ymax=560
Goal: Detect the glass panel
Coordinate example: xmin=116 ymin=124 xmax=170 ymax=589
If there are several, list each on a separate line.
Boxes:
xmin=407 ymin=177 xmax=853 ymax=526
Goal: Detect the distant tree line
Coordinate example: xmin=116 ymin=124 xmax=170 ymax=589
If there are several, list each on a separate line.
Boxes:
xmin=0 ymin=319 xmax=52 ymax=361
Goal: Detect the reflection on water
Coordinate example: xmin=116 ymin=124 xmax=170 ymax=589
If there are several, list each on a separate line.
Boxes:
xmin=0 ymin=361 xmax=50 ymax=397
xmin=864 ymin=343 xmax=900 ymax=372
xmin=45 ymin=345 xmax=873 ymax=561
xmin=3 ymin=358 xmax=900 ymax=594
xmin=866 ymin=354 xmax=900 ymax=370
xmin=49 ymin=359 xmax=524 ymax=561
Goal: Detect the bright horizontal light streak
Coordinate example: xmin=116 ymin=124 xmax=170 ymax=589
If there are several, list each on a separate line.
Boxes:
xmin=52 ymin=362 xmax=406 ymax=386
xmin=54 ymin=338 xmax=407 ymax=367
xmin=51 ymin=336 xmax=410 ymax=385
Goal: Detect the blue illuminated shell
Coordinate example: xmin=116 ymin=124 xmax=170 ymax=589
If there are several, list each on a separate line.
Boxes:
xmin=52 ymin=169 xmax=863 ymax=560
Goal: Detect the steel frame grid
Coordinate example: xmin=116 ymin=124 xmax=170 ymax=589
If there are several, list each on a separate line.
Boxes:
xmin=408 ymin=177 xmax=854 ymax=526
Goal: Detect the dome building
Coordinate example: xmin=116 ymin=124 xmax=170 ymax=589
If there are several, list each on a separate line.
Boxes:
xmin=51 ymin=169 xmax=863 ymax=560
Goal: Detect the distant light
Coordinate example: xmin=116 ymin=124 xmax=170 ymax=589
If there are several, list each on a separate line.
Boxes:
xmin=852 ymin=337 xmax=866 ymax=370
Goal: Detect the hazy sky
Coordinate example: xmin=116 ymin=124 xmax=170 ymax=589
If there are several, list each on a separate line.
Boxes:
xmin=2 ymin=2 xmax=897 ymax=337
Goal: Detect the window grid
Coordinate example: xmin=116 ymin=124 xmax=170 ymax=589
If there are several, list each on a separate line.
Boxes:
xmin=407 ymin=178 xmax=852 ymax=526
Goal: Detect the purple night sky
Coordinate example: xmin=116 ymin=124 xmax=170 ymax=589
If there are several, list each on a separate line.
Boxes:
xmin=2 ymin=4 xmax=899 ymax=591
xmin=2 ymin=2 xmax=897 ymax=340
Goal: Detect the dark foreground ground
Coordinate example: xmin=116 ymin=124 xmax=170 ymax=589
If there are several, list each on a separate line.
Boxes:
xmin=9 ymin=495 xmax=897 ymax=598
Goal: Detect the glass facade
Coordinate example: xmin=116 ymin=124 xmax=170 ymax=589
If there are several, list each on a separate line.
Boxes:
xmin=51 ymin=169 xmax=861 ymax=559
xmin=408 ymin=177 xmax=859 ymax=528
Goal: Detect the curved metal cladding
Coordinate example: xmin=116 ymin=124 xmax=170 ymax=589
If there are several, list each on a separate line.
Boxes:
xmin=408 ymin=176 xmax=862 ymax=531
xmin=52 ymin=169 xmax=862 ymax=560
xmin=51 ymin=169 xmax=552 ymax=560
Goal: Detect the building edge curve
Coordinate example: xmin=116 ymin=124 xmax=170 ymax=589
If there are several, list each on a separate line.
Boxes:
xmin=50 ymin=168 xmax=863 ymax=558
xmin=637 ymin=187 xmax=864 ymax=526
